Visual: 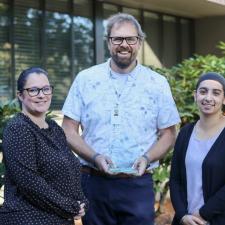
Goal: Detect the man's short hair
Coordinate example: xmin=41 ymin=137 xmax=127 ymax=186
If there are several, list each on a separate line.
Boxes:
xmin=106 ymin=13 xmax=145 ymax=40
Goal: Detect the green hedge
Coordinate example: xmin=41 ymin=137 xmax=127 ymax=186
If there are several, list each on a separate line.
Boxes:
xmin=0 ymin=100 xmax=20 ymax=188
xmin=154 ymin=41 xmax=225 ymax=127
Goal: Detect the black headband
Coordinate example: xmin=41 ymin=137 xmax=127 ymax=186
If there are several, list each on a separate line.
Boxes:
xmin=196 ymin=72 xmax=225 ymax=93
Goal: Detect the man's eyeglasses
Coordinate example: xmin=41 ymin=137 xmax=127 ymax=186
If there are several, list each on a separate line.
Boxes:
xmin=108 ymin=36 xmax=140 ymax=45
xmin=21 ymin=85 xmax=54 ymax=97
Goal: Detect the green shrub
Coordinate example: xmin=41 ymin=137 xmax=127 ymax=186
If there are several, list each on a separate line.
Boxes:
xmin=0 ymin=99 xmax=20 ymax=188
xmin=154 ymin=54 xmax=225 ymax=126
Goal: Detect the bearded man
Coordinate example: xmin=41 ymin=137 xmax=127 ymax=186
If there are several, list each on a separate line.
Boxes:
xmin=62 ymin=13 xmax=180 ymax=225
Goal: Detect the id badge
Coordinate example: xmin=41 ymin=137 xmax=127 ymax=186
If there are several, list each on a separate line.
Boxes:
xmin=111 ymin=105 xmax=121 ymax=125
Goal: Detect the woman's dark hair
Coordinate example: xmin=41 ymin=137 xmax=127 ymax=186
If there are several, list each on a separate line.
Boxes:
xmin=17 ymin=67 xmax=48 ymax=92
xmin=196 ymin=72 xmax=225 ymax=94
xmin=17 ymin=67 xmax=49 ymax=109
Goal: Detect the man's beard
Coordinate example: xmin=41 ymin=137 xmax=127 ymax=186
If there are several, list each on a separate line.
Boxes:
xmin=111 ymin=53 xmax=135 ymax=69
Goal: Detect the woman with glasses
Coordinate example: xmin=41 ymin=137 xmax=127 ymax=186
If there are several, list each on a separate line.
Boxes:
xmin=170 ymin=72 xmax=225 ymax=225
xmin=0 ymin=67 xmax=88 ymax=225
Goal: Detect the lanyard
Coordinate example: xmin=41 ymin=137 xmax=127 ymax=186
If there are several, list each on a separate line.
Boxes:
xmin=110 ymin=70 xmax=128 ymax=101
xmin=109 ymin=70 xmax=135 ymax=127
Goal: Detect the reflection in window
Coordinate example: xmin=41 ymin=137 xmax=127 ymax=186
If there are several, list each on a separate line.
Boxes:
xmin=73 ymin=16 xmax=94 ymax=74
xmin=0 ymin=2 xmax=11 ymax=102
xmin=103 ymin=3 xmax=118 ymax=60
xmin=73 ymin=0 xmax=94 ymax=75
xmin=46 ymin=7 xmax=71 ymax=109
xmin=44 ymin=0 xmax=94 ymax=108
xmin=14 ymin=1 xmax=41 ymax=89
xmin=0 ymin=0 xmax=194 ymax=108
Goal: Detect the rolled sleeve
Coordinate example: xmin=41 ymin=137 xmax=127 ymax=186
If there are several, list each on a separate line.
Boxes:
xmin=62 ymin=75 xmax=83 ymax=122
xmin=157 ymin=78 xmax=180 ymax=129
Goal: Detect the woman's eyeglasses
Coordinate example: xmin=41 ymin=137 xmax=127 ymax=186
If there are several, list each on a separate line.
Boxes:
xmin=21 ymin=85 xmax=54 ymax=97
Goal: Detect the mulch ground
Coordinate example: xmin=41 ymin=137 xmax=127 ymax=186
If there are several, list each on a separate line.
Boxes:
xmin=76 ymin=199 xmax=174 ymax=225
xmin=154 ymin=199 xmax=174 ymax=225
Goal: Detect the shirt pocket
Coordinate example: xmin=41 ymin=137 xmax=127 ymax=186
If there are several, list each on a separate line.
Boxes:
xmin=82 ymin=94 xmax=112 ymax=125
xmin=125 ymin=95 xmax=158 ymax=131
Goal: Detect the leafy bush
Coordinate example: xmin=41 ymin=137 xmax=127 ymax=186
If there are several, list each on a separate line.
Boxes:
xmin=0 ymin=100 xmax=20 ymax=188
xmin=154 ymin=47 xmax=225 ymax=126
xmin=152 ymin=42 xmax=225 ymax=213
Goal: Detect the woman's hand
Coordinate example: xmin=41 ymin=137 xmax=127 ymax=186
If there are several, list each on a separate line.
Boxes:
xmin=73 ymin=202 xmax=86 ymax=221
xmin=192 ymin=211 xmax=208 ymax=224
xmin=181 ymin=214 xmax=206 ymax=225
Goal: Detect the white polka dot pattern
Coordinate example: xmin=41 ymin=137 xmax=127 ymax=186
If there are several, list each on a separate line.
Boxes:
xmin=0 ymin=113 xmax=88 ymax=225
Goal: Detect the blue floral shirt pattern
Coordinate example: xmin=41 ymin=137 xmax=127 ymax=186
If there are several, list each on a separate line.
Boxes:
xmin=62 ymin=59 xmax=180 ymax=169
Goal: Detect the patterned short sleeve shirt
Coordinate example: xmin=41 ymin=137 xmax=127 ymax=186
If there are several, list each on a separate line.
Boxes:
xmin=62 ymin=59 xmax=180 ymax=168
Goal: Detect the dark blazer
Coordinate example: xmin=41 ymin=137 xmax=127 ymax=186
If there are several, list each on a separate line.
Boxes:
xmin=170 ymin=122 xmax=225 ymax=225
xmin=0 ymin=113 xmax=88 ymax=225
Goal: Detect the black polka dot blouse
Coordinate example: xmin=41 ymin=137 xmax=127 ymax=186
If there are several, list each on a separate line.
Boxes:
xmin=0 ymin=113 xmax=88 ymax=225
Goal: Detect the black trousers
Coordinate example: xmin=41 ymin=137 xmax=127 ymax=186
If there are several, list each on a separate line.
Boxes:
xmin=81 ymin=172 xmax=155 ymax=225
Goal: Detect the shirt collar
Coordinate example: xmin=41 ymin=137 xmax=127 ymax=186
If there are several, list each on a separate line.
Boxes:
xmin=107 ymin=58 xmax=140 ymax=80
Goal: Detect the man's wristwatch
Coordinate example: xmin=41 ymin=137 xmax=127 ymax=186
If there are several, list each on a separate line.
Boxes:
xmin=92 ymin=153 xmax=101 ymax=165
xmin=142 ymin=154 xmax=151 ymax=167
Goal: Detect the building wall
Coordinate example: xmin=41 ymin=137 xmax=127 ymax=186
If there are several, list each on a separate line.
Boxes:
xmin=195 ymin=16 xmax=225 ymax=56
xmin=0 ymin=0 xmax=195 ymax=109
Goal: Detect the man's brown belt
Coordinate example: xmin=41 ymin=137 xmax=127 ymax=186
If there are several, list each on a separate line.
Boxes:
xmin=81 ymin=165 xmax=151 ymax=178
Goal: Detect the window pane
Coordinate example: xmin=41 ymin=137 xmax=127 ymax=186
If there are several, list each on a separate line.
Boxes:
xmin=143 ymin=12 xmax=162 ymax=67
xmin=14 ymin=0 xmax=41 ymax=85
xmin=45 ymin=0 xmax=94 ymax=109
xmin=181 ymin=18 xmax=192 ymax=60
xmin=0 ymin=1 xmax=11 ymax=102
xmin=73 ymin=0 xmax=92 ymax=18
xmin=103 ymin=3 xmax=118 ymax=60
xmin=46 ymin=0 xmax=71 ymax=109
xmin=73 ymin=0 xmax=94 ymax=75
xmin=163 ymin=15 xmax=177 ymax=67
xmin=46 ymin=0 xmax=69 ymax=13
